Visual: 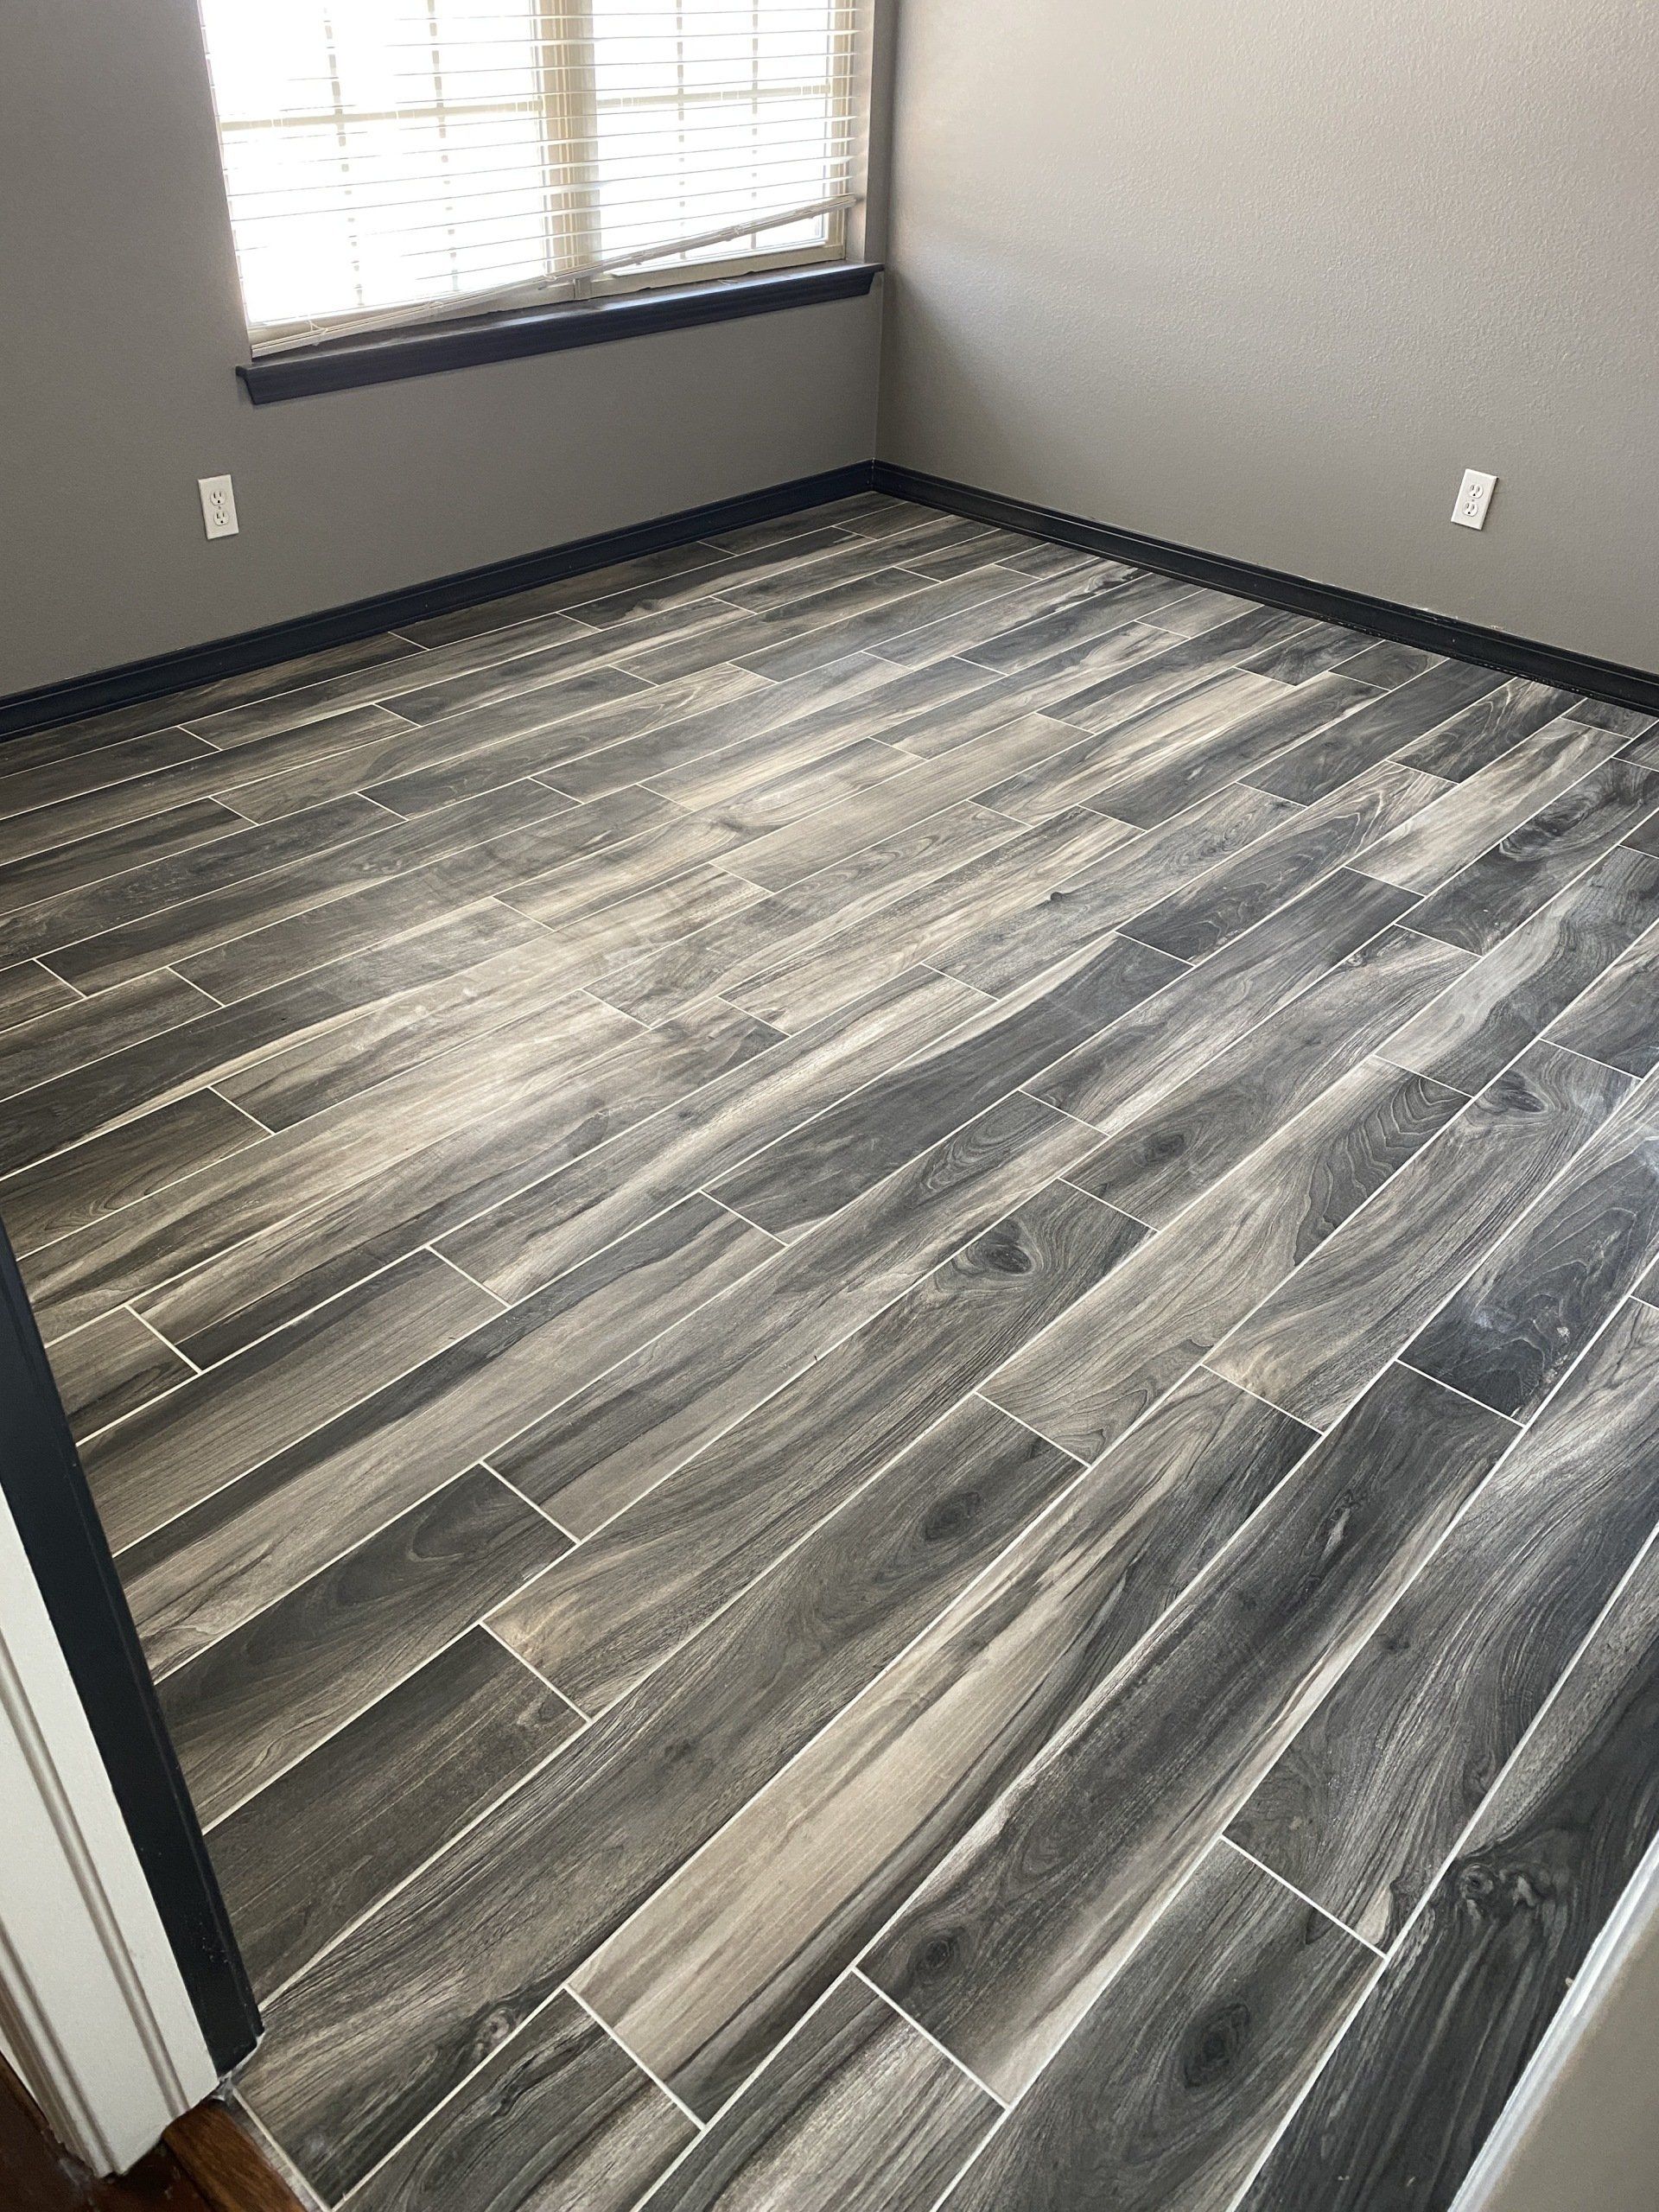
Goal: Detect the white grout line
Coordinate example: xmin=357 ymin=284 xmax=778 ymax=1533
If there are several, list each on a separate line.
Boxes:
xmin=697 ymin=1188 xmax=788 ymax=1246
xmin=476 ymin=1464 xmax=582 ymax=1554
xmin=477 ymin=1617 xmax=588 ymax=1721
xmin=1218 ymin=1834 xmax=1386 ymax=1957
xmin=424 ymin=1241 xmax=510 ymax=1309
xmin=563 ymin=1984 xmax=705 ymax=2127
xmin=854 ymin=1968 xmax=1008 ymax=2107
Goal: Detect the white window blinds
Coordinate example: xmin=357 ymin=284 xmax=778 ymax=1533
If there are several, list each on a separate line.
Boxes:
xmin=195 ymin=1 xmax=862 ymax=353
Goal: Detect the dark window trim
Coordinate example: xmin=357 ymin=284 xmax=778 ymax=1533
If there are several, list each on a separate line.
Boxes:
xmin=238 ymin=261 xmax=881 ymax=404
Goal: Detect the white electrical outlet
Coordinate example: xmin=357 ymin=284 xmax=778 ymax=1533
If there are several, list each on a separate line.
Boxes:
xmin=198 ymin=474 xmax=239 ymax=541
xmin=1452 ymin=468 xmax=1497 ymax=531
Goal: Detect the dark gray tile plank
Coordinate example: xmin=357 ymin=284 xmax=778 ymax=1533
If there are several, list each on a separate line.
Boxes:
xmin=1126 ymin=760 xmax=1444 ymax=963
xmin=142 ymin=999 xmax=779 ymax=1367
xmin=1031 ymin=867 xmax=1415 ymax=1137
xmin=938 ymin=1844 xmax=1374 ymax=2212
xmin=119 ymin=1193 xmax=775 ymax=1675
xmin=0 ymin=959 xmax=78 ymax=1032
xmin=935 ymin=783 xmax=1292 ymax=1001
xmin=86 ymin=1247 xmax=499 ymax=1554
xmin=729 ymin=806 xmax=1141 ymax=1033
xmin=0 ymin=796 xmax=249 ymax=921
xmin=957 ymin=573 xmax=1189 ymax=675
xmin=1547 ymin=918 xmax=1659 ymax=1075
xmin=633 ymin=569 xmax=941 ymax=687
xmin=1073 ymin=927 xmax=1471 ymax=1226
xmin=589 ymin=803 xmax=1017 ymax=1028
xmin=1231 ymin=1300 xmax=1659 ymax=1944
xmin=0 ymin=969 xmax=213 ymax=1105
xmin=238 ymin=1395 xmax=1073 ymax=2200
xmin=1405 ymin=1066 xmax=1659 ymax=1418
xmin=1382 ymin=843 xmax=1659 ymax=1093
xmin=207 ymin=1628 xmax=580 ymax=1999
xmin=40 ymin=778 xmax=579 ymax=994
xmin=1332 ymin=638 xmax=1440 ymax=688
xmin=987 ymin=1058 xmax=1463 ymax=1464
xmin=1087 ymin=671 xmax=1378 ymax=827
xmin=1356 ymin=717 xmax=1624 ymax=891
xmin=438 ymin=966 xmax=990 ymax=1302
xmin=0 ymin=1087 xmax=264 ymax=1256
xmin=1391 ymin=676 xmax=1586 ymax=780
xmin=853 ymin=565 xmax=1124 ymax=675
xmin=1249 ymin=658 xmax=1510 ymax=803
xmin=399 ymin=539 xmax=745 ymax=647
xmin=861 ymin=1365 xmax=1510 ymax=2100
xmin=575 ymin=522 xmax=852 ymax=626
xmin=470 ymin=1090 xmax=1095 ymax=1544
xmin=1408 ymin=753 xmax=1659 ymax=954
xmin=0 ymin=724 xmax=215 ymax=823
xmin=724 ymin=711 xmax=1104 ymax=892
xmin=1210 ymin=1041 xmax=1631 ymax=1428
xmin=632 ymin=1977 xmax=997 ymax=2212
xmin=156 ymin=1466 xmax=567 ymax=1823
xmin=343 ymin=1993 xmax=694 ymax=2212
xmin=976 ymin=667 xmax=1287 ymax=823
xmin=573 ymin=1369 xmax=1313 ymax=2116
xmin=715 ymin=932 xmax=1182 ymax=1242
xmin=1241 ymin=1533 xmax=1659 ymax=2212
xmin=45 ymin=1307 xmax=194 ymax=1440
xmin=22 ymin=982 xmax=639 ymax=1343
xmin=1572 ymin=696 xmax=1658 ymax=738
xmin=1242 ymin=620 xmax=1378 ymax=683
xmin=492 ymin=1179 xmax=1141 ymax=1706
xmin=0 ymin=793 xmax=390 ymax=970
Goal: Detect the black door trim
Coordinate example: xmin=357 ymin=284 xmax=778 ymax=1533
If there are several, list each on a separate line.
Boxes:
xmin=0 ymin=1219 xmax=258 ymax=2076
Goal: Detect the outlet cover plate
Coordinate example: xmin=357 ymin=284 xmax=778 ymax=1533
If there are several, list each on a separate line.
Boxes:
xmin=1452 ymin=468 xmax=1497 ymax=531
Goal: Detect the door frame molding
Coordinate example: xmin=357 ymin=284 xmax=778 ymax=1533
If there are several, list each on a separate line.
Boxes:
xmin=0 ymin=1219 xmax=257 ymax=2171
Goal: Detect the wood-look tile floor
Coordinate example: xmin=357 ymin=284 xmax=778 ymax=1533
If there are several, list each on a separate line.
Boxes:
xmin=8 ymin=491 xmax=1659 ymax=2209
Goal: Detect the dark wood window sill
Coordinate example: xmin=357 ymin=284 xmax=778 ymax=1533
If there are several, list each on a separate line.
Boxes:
xmin=236 ymin=261 xmax=881 ymax=404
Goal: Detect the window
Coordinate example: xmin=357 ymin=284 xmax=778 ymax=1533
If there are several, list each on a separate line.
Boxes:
xmin=196 ymin=1 xmax=862 ymax=353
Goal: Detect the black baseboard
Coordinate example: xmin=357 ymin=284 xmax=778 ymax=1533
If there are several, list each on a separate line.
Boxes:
xmin=874 ymin=462 xmax=1659 ymax=720
xmin=0 ymin=461 xmax=876 ymax=743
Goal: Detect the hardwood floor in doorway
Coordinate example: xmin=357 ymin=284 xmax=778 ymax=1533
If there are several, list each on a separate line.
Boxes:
xmin=6 ymin=491 xmax=1659 ymax=2209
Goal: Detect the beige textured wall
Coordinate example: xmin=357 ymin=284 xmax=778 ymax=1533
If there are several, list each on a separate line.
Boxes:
xmin=0 ymin=0 xmax=883 ymax=696
xmin=877 ymin=0 xmax=1658 ymax=671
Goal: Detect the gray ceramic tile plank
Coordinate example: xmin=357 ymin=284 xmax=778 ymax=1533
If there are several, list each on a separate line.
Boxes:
xmin=0 ymin=969 xmax=213 ymax=1106
xmin=143 ymin=999 xmax=776 ymax=1367
xmin=0 ymin=959 xmax=78 ymax=1033
xmin=119 ymin=1193 xmax=775 ymax=1674
xmin=861 ymin=1365 xmax=1510 ymax=2100
xmin=574 ymin=524 xmax=852 ymax=626
xmin=0 ymin=793 xmax=390 ymax=970
xmin=1332 ymin=638 xmax=1440 ymax=688
xmin=937 ymin=1844 xmax=1373 ymax=2212
xmin=573 ymin=1370 xmax=1313 ymax=2115
xmin=715 ymin=933 xmax=1182 ymax=1242
xmin=723 ymin=711 xmax=1106 ymax=892
xmin=671 ymin=735 xmax=916 ymax=841
xmin=1546 ymin=917 xmax=1659 ymax=1076
xmin=627 ymin=569 xmax=939 ymax=687
xmin=957 ymin=573 xmax=1192 ymax=675
xmin=632 ymin=1977 xmax=998 ymax=2212
xmin=343 ymin=1992 xmax=694 ymax=2212
xmin=439 ymin=966 xmax=988 ymax=1300
xmin=465 ymin=1092 xmax=1094 ymax=1544
xmin=1210 ymin=1041 xmax=1631 ymax=1427
xmin=1127 ymin=760 xmax=1446 ymax=963
xmin=1085 ymin=671 xmax=1378 ymax=827
xmin=1390 ymin=676 xmax=1586 ymax=781
xmin=85 ymin=1247 xmax=499 ymax=1553
xmin=935 ymin=782 xmax=1293 ymax=1000
xmin=1355 ymin=717 xmax=1625 ymax=892
xmin=0 ymin=1087 xmax=264 ymax=1256
xmin=1408 ymin=753 xmax=1659 ymax=953
xmin=1241 ymin=1535 xmax=1659 ymax=2212
xmin=1242 ymin=620 xmax=1377 ymax=683
xmin=399 ymin=540 xmax=745 ymax=648
xmin=1031 ymin=868 xmax=1416 ymax=1138
xmin=156 ymin=1466 xmax=567 ymax=1823
xmin=1074 ymin=927 xmax=1472 ymax=1226
xmin=0 ymin=797 xmax=250 ymax=924
xmin=493 ymin=1180 xmax=1141 ymax=1703
xmin=589 ymin=803 xmax=1018 ymax=1028
xmin=1382 ymin=844 xmax=1659 ymax=1093
xmin=207 ymin=1628 xmax=580 ymax=1999
xmin=1231 ymin=1300 xmax=1659 ymax=1945
xmin=859 ymin=565 xmax=1127 ymax=674
xmin=730 ymin=806 xmax=1139 ymax=1032
xmin=1249 ymin=658 xmax=1510 ymax=803
xmin=1405 ymin=1065 xmax=1659 ymax=1418
xmin=22 ymin=982 xmax=640 ymax=1343
xmin=238 ymin=1394 xmax=1074 ymax=2200
xmin=987 ymin=1058 xmax=1462 ymax=1462
xmin=0 ymin=725 xmax=216 ymax=823
xmin=976 ymin=668 xmax=1289 ymax=823
xmin=45 ymin=1308 xmax=194 ymax=1441
xmin=1572 ymin=696 xmax=1659 ymax=738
